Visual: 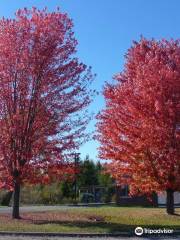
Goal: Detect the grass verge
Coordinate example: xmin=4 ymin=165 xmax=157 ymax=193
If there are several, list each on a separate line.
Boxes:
xmin=0 ymin=206 xmax=179 ymax=233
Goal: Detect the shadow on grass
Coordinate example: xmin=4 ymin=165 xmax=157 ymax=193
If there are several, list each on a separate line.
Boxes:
xmin=23 ymin=219 xmax=180 ymax=234
xmin=35 ymin=220 xmax=134 ymax=233
xmin=173 ymin=213 xmax=180 ymax=216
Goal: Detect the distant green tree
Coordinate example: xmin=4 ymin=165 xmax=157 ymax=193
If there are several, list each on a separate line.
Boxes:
xmin=78 ymin=155 xmax=99 ymax=186
xmin=61 ymin=181 xmax=74 ymax=198
xmin=0 ymin=191 xmax=13 ymax=206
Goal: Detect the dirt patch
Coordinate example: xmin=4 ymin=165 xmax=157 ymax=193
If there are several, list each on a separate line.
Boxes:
xmin=0 ymin=211 xmax=105 ymax=225
xmin=87 ymin=215 xmax=104 ymax=222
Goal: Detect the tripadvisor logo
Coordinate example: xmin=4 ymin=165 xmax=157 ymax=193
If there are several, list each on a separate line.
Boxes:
xmin=135 ymin=227 xmax=143 ymax=236
xmin=135 ymin=226 xmax=174 ymax=236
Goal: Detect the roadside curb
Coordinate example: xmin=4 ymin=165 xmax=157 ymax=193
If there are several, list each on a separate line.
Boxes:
xmin=0 ymin=232 xmax=131 ymax=238
xmin=0 ymin=231 xmax=180 ymax=238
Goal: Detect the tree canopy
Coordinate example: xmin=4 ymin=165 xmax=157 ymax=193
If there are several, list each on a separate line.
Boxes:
xmin=97 ymin=38 xmax=180 ymax=214
xmin=0 ymin=7 xmax=94 ymax=218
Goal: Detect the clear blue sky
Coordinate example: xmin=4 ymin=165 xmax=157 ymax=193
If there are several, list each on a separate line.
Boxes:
xmin=0 ymin=0 xmax=180 ymax=160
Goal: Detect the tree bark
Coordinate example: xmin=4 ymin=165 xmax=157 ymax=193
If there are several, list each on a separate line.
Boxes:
xmin=12 ymin=181 xmax=20 ymax=219
xmin=166 ymin=189 xmax=174 ymax=215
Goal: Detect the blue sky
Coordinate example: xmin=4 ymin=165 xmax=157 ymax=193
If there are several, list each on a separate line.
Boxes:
xmin=0 ymin=0 xmax=180 ymax=160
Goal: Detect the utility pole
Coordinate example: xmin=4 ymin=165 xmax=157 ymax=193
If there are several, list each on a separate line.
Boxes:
xmin=74 ymin=153 xmax=80 ymax=203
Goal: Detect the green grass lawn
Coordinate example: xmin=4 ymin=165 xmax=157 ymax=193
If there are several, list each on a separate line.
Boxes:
xmin=0 ymin=206 xmax=180 ymax=233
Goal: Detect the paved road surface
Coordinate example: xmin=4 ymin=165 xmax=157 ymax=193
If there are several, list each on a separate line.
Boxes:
xmin=0 ymin=205 xmax=77 ymax=214
xmin=0 ymin=237 xmax=179 ymax=240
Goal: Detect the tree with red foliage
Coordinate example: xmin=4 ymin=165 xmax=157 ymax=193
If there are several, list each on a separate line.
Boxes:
xmin=97 ymin=38 xmax=180 ymax=214
xmin=0 ymin=7 xmax=94 ymax=218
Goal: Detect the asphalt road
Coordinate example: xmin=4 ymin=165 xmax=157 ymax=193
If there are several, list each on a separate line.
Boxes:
xmin=0 ymin=205 xmax=76 ymax=214
xmin=0 ymin=236 xmax=179 ymax=240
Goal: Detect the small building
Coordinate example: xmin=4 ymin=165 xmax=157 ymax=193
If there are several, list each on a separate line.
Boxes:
xmin=116 ymin=185 xmax=180 ymax=206
xmin=79 ymin=186 xmax=106 ymax=203
xmin=116 ymin=185 xmax=158 ymax=207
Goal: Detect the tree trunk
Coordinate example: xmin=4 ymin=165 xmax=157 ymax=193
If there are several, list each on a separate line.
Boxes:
xmin=166 ymin=189 xmax=174 ymax=215
xmin=12 ymin=181 xmax=20 ymax=219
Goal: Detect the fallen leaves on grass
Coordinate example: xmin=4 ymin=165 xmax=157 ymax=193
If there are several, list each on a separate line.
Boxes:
xmin=0 ymin=211 xmax=105 ymax=225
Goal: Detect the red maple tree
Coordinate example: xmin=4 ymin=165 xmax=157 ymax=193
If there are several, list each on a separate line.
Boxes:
xmin=97 ymin=38 xmax=180 ymax=214
xmin=0 ymin=7 xmax=94 ymax=218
